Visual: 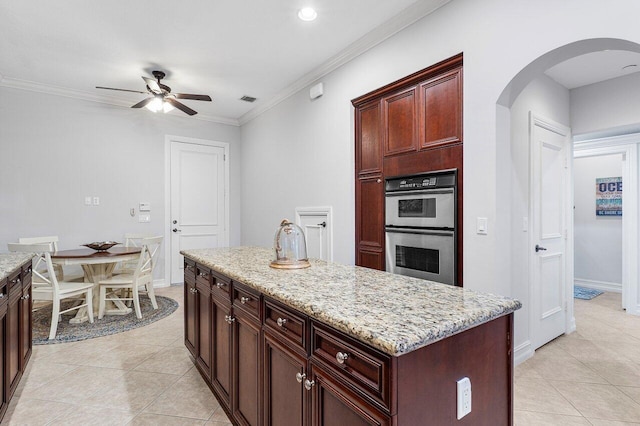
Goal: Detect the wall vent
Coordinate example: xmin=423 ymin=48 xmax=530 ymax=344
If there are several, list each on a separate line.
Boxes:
xmin=240 ymin=95 xmax=257 ymax=103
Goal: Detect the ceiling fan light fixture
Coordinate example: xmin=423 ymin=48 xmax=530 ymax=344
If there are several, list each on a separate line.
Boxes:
xmin=146 ymin=97 xmax=164 ymax=113
xmin=162 ymin=101 xmax=174 ymax=113
xmin=298 ymin=7 xmax=317 ymax=21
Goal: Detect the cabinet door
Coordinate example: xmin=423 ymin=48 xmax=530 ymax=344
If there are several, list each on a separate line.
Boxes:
xmin=0 ymin=302 xmax=7 ymax=417
xmin=310 ymin=364 xmax=390 ymax=426
xmin=355 ymin=99 xmax=383 ymax=177
xmin=19 ymin=282 xmax=32 ymax=370
xmin=233 ymin=308 xmax=262 ymax=426
xmin=211 ymin=296 xmax=232 ymax=408
xmin=184 ymin=280 xmax=197 ymax=358
xmin=263 ymin=331 xmax=308 ymax=426
xmin=419 ymin=67 xmax=462 ymax=149
xmin=5 ymin=290 xmax=21 ymax=400
xmin=356 ymin=176 xmax=385 ymax=271
xmin=383 ymin=86 xmax=417 ymax=157
xmin=196 ymin=280 xmax=212 ymax=380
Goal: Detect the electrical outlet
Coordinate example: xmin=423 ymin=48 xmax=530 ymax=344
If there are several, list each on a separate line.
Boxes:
xmin=457 ymin=377 xmax=472 ymax=419
xmin=138 ymin=213 xmax=151 ymax=223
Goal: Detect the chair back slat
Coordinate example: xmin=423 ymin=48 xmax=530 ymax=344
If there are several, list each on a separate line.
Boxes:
xmin=7 ymin=242 xmax=57 ymax=289
xmin=18 ymin=236 xmax=60 ymax=252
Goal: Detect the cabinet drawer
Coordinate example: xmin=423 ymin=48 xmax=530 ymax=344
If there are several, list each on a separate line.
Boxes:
xmin=22 ymin=262 xmax=32 ymax=285
xmin=311 ymin=321 xmax=391 ymax=411
xmin=184 ymin=259 xmax=196 ymax=284
xmin=232 ymin=282 xmax=260 ymax=320
xmin=195 ymin=264 xmax=212 ymax=289
xmin=264 ymin=298 xmax=308 ymax=353
xmin=0 ymin=277 xmax=7 ymax=306
xmin=7 ymin=270 xmax=21 ymax=291
xmin=211 ymin=271 xmax=231 ymax=300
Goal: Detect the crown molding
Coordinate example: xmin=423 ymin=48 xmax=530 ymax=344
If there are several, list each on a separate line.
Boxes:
xmin=0 ymin=76 xmax=240 ymax=126
xmin=238 ymin=0 xmax=450 ymax=125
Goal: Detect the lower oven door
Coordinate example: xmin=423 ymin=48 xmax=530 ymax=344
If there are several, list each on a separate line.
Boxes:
xmin=385 ymin=227 xmax=455 ymax=285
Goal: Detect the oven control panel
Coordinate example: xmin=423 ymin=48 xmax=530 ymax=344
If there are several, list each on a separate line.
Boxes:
xmin=386 ymin=171 xmax=456 ymax=192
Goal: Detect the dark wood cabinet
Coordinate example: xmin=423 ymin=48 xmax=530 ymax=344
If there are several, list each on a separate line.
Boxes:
xmin=383 ymin=86 xmax=418 ymax=157
xmin=19 ymin=279 xmax=31 ymax=370
xmin=352 ymin=53 xmax=463 ymax=281
xmin=5 ymin=271 xmax=21 ymax=400
xmin=211 ymin=291 xmax=233 ymax=407
xmin=232 ymin=284 xmax=261 ymax=426
xmin=0 ymin=278 xmax=7 ymax=420
xmin=184 ymin=260 xmax=197 ymax=358
xmin=196 ymin=266 xmax=212 ymax=380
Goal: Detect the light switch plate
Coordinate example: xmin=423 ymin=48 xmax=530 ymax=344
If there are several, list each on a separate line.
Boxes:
xmin=457 ymin=377 xmax=472 ymax=419
xmin=92 ymin=196 xmax=100 ymax=206
xmin=139 ymin=202 xmax=151 ymax=212
xmin=84 ymin=196 xmax=92 ymax=206
xmin=476 ymin=217 xmax=488 ymax=235
xmin=138 ymin=213 xmax=150 ymax=223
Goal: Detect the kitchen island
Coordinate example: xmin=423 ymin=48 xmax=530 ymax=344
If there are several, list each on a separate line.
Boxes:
xmin=0 ymin=253 xmax=34 ymax=422
xmin=182 ymin=246 xmax=521 ymax=425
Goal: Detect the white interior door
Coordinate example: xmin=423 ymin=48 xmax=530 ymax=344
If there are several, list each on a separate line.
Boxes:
xmin=295 ymin=207 xmax=332 ymax=261
xmin=530 ymin=113 xmax=571 ymax=350
xmin=170 ymin=141 xmax=227 ymax=283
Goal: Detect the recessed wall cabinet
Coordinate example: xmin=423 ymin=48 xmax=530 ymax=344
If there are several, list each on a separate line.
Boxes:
xmin=184 ymin=256 xmax=513 ymax=425
xmin=353 ymin=53 xmax=464 ymax=284
xmin=1 ymin=260 xmax=32 ymax=423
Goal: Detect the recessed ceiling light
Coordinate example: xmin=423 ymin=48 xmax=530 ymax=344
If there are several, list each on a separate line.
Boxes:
xmin=298 ymin=7 xmax=317 ymax=21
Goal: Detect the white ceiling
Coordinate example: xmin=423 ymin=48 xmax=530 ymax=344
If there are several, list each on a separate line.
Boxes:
xmin=0 ymin=0 xmax=449 ymax=125
xmin=545 ymin=50 xmax=640 ymax=89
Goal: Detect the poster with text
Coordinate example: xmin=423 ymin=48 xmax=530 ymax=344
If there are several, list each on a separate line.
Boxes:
xmin=596 ymin=176 xmax=622 ymax=216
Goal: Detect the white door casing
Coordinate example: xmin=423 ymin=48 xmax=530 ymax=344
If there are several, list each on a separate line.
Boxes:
xmin=574 ymin=134 xmax=640 ymax=315
xmin=165 ymin=136 xmax=229 ymax=284
xmin=295 ymin=207 xmax=333 ymax=262
xmin=530 ymin=113 xmax=572 ymax=350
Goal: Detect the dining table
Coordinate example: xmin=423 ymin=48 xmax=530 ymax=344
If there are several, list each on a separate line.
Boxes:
xmin=51 ymin=247 xmax=141 ymax=323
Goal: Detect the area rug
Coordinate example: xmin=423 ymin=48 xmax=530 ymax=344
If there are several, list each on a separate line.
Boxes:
xmin=574 ymin=286 xmax=604 ymax=300
xmin=32 ymin=295 xmax=179 ymax=345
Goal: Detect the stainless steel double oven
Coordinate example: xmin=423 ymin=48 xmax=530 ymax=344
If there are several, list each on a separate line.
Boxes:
xmin=384 ymin=170 xmax=457 ymax=285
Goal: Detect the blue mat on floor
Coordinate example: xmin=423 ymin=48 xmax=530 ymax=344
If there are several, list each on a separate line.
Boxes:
xmin=574 ymin=286 xmax=603 ymax=300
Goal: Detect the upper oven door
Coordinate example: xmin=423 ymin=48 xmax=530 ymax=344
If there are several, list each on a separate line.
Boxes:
xmin=385 ymin=188 xmax=455 ymax=229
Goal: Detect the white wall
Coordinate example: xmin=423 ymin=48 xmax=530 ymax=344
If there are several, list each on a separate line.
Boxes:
xmin=574 ymin=155 xmax=623 ymax=289
xmin=572 ymin=72 xmax=640 ymax=138
xmin=507 ymin=75 xmax=571 ymax=354
xmin=0 ymin=87 xmax=241 ymax=283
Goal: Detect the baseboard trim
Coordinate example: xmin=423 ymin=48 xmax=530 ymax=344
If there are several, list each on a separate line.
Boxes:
xmin=575 ymin=278 xmax=621 ymax=293
xmin=153 ymin=278 xmax=169 ymax=288
xmin=514 ymin=340 xmax=533 ymax=366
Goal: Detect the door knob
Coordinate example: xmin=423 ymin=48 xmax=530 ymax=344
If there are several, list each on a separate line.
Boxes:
xmin=317 ymin=221 xmax=327 ymax=228
xmin=173 ymin=220 xmax=177 ymax=224
xmin=173 ymin=228 xmax=181 ymax=233
xmin=535 ymin=244 xmax=547 ymax=252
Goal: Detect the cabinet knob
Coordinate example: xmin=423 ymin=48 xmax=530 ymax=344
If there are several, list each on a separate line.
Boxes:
xmin=198 ymin=272 xmax=207 ymax=277
xmin=240 ymin=296 xmax=251 ymax=304
xmin=304 ymin=379 xmax=315 ymax=391
xmin=377 ymin=178 xmax=382 ymax=183
xmin=24 ymin=294 xmax=29 ymax=300
xmin=216 ymin=282 xmax=226 ymax=289
xmin=336 ymin=351 xmax=349 ymax=364
xmin=276 ymin=317 xmax=287 ymax=327
xmin=0 ymin=294 xmax=4 ymax=299
xmin=16 ymin=278 xmax=21 ymax=285
xmin=225 ymin=315 xmax=235 ymax=324
xmin=296 ymin=372 xmax=306 ymax=383
xmin=190 ymin=287 xmax=197 ymax=294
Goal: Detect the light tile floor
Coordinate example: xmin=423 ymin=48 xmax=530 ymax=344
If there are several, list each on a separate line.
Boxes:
xmin=515 ymin=291 xmax=640 ymax=425
xmin=4 ymin=285 xmax=233 ymax=425
xmin=5 ymin=286 xmax=640 ymax=425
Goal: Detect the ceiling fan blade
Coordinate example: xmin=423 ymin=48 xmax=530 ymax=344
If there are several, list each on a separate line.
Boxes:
xmin=165 ymin=97 xmax=197 ymax=115
xmin=173 ymin=93 xmax=212 ymax=101
xmin=131 ymin=97 xmax=155 ymax=109
xmin=96 ymin=86 xmax=146 ymax=94
xmin=142 ymin=76 xmax=162 ymax=94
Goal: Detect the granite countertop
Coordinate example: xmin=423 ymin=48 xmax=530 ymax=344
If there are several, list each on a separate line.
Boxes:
xmin=0 ymin=253 xmax=34 ymax=281
xmin=182 ymin=246 xmax=521 ymax=357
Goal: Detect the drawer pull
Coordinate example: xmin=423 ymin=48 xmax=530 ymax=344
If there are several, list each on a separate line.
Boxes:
xmin=276 ymin=317 xmax=288 ymax=327
xmin=304 ymin=379 xmax=315 ymax=391
xmin=189 ymin=287 xmax=197 ymax=294
xmin=14 ymin=278 xmax=21 ymax=285
xmin=240 ymin=296 xmax=251 ymax=304
xmin=186 ymin=265 xmax=194 ymax=270
xmin=296 ymin=372 xmax=306 ymax=383
xmin=336 ymin=351 xmax=349 ymax=364
xmin=216 ymin=282 xmax=226 ymax=289
xmin=0 ymin=294 xmax=4 ymax=299
xmin=24 ymin=294 xmax=30 ymax=300
xmin=198 ymin=271 xmax=207 ymax=277
xmin=225 ymin=315 xmax=236 ymax=324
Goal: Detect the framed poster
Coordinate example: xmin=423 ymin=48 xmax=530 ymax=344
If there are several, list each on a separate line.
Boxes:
xmin=596 ymin=176 xmax=622 ymax=216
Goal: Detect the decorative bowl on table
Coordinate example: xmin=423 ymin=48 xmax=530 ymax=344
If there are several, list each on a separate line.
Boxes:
xmin=83 ymin=241 xmax=120 ymax=251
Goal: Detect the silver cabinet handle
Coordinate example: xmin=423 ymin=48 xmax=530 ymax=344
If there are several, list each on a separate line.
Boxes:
xmin=276 ymin=317 xmax=287 ymax=327
xmin=25 ymin=294 xmax=29 ymax=300
xmin=0 ymin=294 xmax=4 ymax=299
xmin=376 ymin=178 xmax=382 ymax=183
xmin=224 ymin=315 xmax=235 ymax=324
xmin=198 ymin=271 xmax=207 ymax=277
xmin=216 ymin=282 xmax=226 ymax=289
xmin=240 ymin=296 xmax=251 ymax=304
xmin=336 ymin=352 xmax=349 ymax=364
xmin=304 ymin=379 xmax=315 ymax=391
xmin=16 ymin=278 xmax=21 ymax=285
xmin=189 ymin=287 xmax=197 ymax=294
xmin=296 ymin=372 xmax=306 ymax=383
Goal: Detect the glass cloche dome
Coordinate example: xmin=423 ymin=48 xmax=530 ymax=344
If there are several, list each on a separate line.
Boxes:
xmin=270 ymin=219 xmax=311 ymax=269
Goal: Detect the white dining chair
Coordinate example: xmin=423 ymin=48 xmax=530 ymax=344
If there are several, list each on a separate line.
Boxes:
xmin=98 ymin=236 xmax=162 ymax=319
xmin=18 ymin=236 xmax=84 ymax=282
xmin=114 ymin=233 xmax=153 ymax=275
xmin=7 ymin=243 xmax=94 ymax=340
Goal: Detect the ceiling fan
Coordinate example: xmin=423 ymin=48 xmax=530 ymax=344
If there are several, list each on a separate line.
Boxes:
xmin=96 ymin=70 xmax=211 ymax=116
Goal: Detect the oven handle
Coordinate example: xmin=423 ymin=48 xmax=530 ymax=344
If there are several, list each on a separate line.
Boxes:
xmin=385 ymin=188 xmax=454 ymax=196
xmin=385 ymin=227 xmax=454 ymax=236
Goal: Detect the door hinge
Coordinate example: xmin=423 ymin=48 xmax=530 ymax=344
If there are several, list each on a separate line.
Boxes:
xmin=224 ymin=154 xmax=226 ymax=161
